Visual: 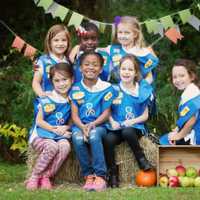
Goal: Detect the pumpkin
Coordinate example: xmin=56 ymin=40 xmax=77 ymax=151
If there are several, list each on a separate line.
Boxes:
xmin=135 ymin=169 xmax=157 ymax=187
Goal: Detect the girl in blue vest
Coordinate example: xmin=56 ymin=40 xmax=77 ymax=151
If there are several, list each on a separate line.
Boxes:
xmin=70 ymin=52 xmax=116 ymax=192
xmin=32 ymin=24 xmax=71 ymax=117
xmin=26 ymin=62 xmax=73 ymax=190
xmin=101 ymin=16 xmax=159 ymax=84
xmin=69 ymin=22 xmax=111 ymax=82
xmin=160 ymin=59 xmax=200 ymax=145
xmin=103 ymin=54 xmax=153 ymax=187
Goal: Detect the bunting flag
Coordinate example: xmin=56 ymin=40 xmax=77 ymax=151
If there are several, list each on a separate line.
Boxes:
xmin=68 ymin=12 xmax=84 ymax=28
xmin=165 ymin=27 xmax=184 ymax=44
xmin=179 ymin=9 xmax=191 ymax=24
xmin=111 ymin=24 xmax=116 ymax=41
xmin=38 ymin=0 xmax=53 ymax=10
xmin=188 ymin=15 xmax=200 ymax=31
xmin=53 ymin=4 xmax=69 ymax=21
xmin=198 ymin=4 xmax=200 ymax=10
xmin=11 ymin=36 xmax=25 ymax=52
xmin=24 ymin=44 xmax=37 ymax=60
xmin=153 ymin=23 xmax=164 ymax=37
xmin=160 ymin=15 xmax=175 ymax=29
xmin=34 ymin=0 xmax=40 ymax=4
xmin=99 ymin=23 xmax=106 ymax=33
xmin=145 ymin=20 xmax=159 ymax=34
xmin=45 ymin=1 xmax=59 ymax=15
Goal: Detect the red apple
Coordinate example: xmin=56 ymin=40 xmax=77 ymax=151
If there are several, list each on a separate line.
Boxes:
xmin=176 ymin=165 xmax=186 ymax=177
xmin=159 ymin=175 xmax=169 ymax=187
xmin=167 ymin=168 xmax=178 ymax=177
xmin=169 ymin=176 xmax=179 ymax=187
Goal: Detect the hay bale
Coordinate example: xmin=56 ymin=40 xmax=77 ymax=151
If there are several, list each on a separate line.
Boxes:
xmin=26 ymin=145 xmax=82 ymax=184
xmin=116 ymin=136 xmax=158 ymax=184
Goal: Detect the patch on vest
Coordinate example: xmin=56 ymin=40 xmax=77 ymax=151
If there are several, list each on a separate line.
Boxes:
xmin=144 ymin=59 xmax=153 ymax=68
xmin=180 ymin=106 xmax=190 ymax=116
xmin=112 ymin=54 xmax=122 ymax=66
xmin=44 ymin=103 xmax=55 ymax=113
xmin=104 ymin=92 xmax=113 ymax=101
xmin=72 ymin=91 xmax=85 ymax=100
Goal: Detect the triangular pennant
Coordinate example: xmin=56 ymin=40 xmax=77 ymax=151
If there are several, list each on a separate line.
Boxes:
xmin=53 ymin=4 xmax=69 ymax=21
xmin=165 ymin=27 xmax=184 ymax=44
xmin=38 ymin=0 xmax=53 ymax=11
xmin=111 ymin=24 xmax=116 ymax=41
xmin=145 ymin=20 xmax=159 ymax=34
xmin=160 ymin=15 xmax=175 ymax=29
xmin=24 ymin=44 xmax=37 ymax=60
xmin=179 ymin=9 xmax=191 ymax=24
xmin=45 ymin=2 xmax=59 ymax=15
xmin=99 ymin=23 xmax=106 ymax=33
xmin=188 ymin=15 xmax=200 ymax=31
xmin=11 ymin=36 xmax=25 ymax=52
xmin=153 ymin=23 xmax=164 ymax=37
xmin=68 ymin=12 xmax=84 ymax=28
xmin=34 ymin=0 xmax=40 ymax=5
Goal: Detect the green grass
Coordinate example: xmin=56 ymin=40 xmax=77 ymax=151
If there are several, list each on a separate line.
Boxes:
xmin=0 ymin=160 xmax=200 ymax=200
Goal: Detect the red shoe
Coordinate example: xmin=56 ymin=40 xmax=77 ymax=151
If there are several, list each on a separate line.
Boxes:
xmin=25 ymin=177 xmax=40 ymax=190
xmin=40 ymin=177 xmax=53 ymax=190
xmin=92 ymin=176 xmax=107 ymax=192
xmin=83 ymin=175 xmax=95 ymax=191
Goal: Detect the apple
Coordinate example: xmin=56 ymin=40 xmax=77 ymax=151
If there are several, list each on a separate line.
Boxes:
xmin=159 ymin=175 xmax=169 ymax=187
xmin=167 ymin=168 xmax=178 ymax=177
xmin=169 ymin=176 xmax=179 ymax=187
xmin=179 ymin=176 xmax=191 ymax=187
xmin=194 ymin=177 xmax=200 ymax=187
xmin=186 ymin=167 xmax=198 ymax=178
xmin=176 ymin=165 xmax=186 ymax=177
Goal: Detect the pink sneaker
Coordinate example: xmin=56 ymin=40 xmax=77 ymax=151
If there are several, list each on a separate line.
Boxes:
xmin=40 ymin=177 xmax=53 ymax=190
xmin=83 ymin=175 xmax=95 ymax=191
xmin=92 ymin=176 xmax=107 ymax=192
xmin=25 ymin=177 xmax=39 ymax=190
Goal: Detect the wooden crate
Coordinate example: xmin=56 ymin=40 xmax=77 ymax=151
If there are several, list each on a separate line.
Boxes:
xmin=157 ymin=145 xmax=200 ymax=184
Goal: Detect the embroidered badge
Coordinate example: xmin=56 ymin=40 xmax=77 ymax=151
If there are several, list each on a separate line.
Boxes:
xmin=44 ymin=103 xmax=55 ymax=113
xmin=180 ymin=106 xmax=190 ymax=116
xmin=72 ymin=91 xmax=85 ymax=100
xmin=104 ymin=92 xmax=113 ymax=101
xmin=112 ymin=54 xmax=122 ymax=62
xmin=113 ymin=98 xmax=122 ymax=104
xmin=144 ymin=59 xmax=153 ymax=68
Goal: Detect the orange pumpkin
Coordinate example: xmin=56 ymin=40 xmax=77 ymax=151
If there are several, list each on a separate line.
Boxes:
xmin=135 ymin=169 xmax=157 ymax=187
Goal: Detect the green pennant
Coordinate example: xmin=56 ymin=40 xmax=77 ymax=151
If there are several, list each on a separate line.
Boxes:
xmin=160 ymin=15 xmax=175 ymax=29
xmin=68 ymin=12 xmax=84 ymax=28
xmin=99 ymin=23 xmax=106 ymax=33
xmin=54 ymin=5 xmax=69 ymax=21
xmin=198 ymin=4 xmax=200 ymax=11
xmin=179 ymin=9 xmax=191 ymax=24
xmin=145 ymin=20 xmax=159 ymax=33
xmin=38 ymin=0 xmax=53 ymax=11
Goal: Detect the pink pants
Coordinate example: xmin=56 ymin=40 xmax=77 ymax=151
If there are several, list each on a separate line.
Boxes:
xmin=30 ymin=137 xmax=70 ymax=179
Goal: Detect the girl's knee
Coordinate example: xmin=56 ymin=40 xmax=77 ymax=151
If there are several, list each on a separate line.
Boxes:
xmin=72 ymin=132 xmax=84 ymax=145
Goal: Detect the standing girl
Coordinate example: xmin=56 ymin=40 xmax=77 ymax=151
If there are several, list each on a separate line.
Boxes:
xmin=69 ymin=22 xmax=111 ymax=82
xmin=103 ymin=54 xmax=152 ymax=188
xmin=32 ymin=24 xmax=71 ymax=117
xmin=26 ymin=62 xmax=73 ymax=190
xmin=104 ymin=16 xmax=159 ymax=84
xmin=70 ymin=52 xmax=116 ymax=191
xmin=160 ymin=59 xmax=200 ymax=145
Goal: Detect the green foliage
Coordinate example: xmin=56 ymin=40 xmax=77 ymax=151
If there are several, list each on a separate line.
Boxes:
xmin=0 ymin=123 xmax=28 ymax=153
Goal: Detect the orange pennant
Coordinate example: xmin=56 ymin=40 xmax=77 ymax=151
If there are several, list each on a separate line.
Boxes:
xmin=11 ymin=36 xmax=25 ymax=52
xmin=24 ymin=44 xmax=37 ymax=60
xmin=165 ymin=27 xmax=184 ymax=44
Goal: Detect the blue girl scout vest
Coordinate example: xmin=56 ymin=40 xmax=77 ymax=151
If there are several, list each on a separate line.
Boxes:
xmin=108 ymin=79 xmax=152 ymax=133
xmin=160 ymin=95 xmax=200 ymax=145
xmin=73 ymin=50 xmax=111 ymax=83
xmin=70 ymin=81 xmax=116 ymax=133
xmin=31 ymin=96 xmax=71 ymax=141
xmin=109 ymin=44 xmax=159 ymax=83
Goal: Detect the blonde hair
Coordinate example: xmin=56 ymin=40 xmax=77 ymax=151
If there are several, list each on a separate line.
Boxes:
xmin=115 ymin=16 xmax=146 ymax=48
xmin=44 ymin=24 xmax=71 ymax=56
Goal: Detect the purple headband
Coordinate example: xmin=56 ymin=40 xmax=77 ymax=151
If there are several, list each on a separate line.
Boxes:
xmin=114 ymin=16 xmax=121 ymax=26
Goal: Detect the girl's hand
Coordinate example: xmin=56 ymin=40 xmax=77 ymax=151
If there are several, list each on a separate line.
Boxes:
xmin=122 ymin=119 xmax=134 ymax=127
xmin=168 ymin=131 xmax=178 ymax=144
xmin=110 ymin=120 xmax=120 ymax=130
xmin=63 ymin=131 xmax=72 ymax=138
xmin=53 ymin=126 xmax=68 ymax=135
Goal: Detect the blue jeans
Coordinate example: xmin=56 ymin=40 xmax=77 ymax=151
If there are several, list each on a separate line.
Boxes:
xmin=72 ymin=126 xmax=107 ymax=177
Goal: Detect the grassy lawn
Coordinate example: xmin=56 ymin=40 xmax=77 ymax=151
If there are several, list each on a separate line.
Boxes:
xmin=0 ymin=160 xmax=200 ymax=200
